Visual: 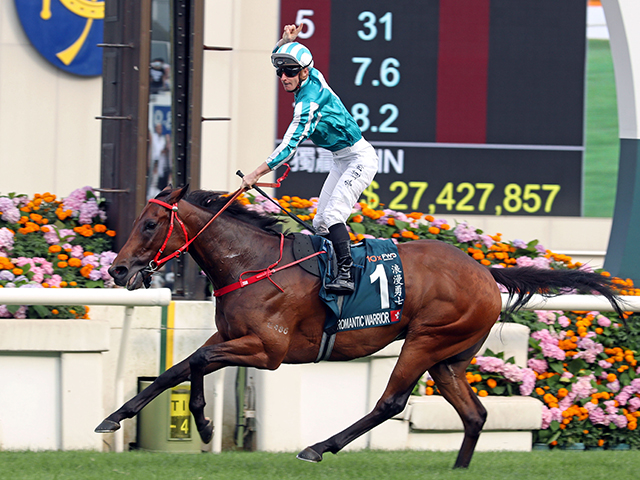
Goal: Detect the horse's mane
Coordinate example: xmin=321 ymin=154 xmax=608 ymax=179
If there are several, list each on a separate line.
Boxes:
xmin=180 ymin=189 xmax=283 ymax=233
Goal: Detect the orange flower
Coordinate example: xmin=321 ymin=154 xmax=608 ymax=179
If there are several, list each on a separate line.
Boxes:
xmin=487 ymin=379 xmax=497 ymax=389
xmin=478 ymin=390 xmax=488 ymax=397
xmin=106 ymin=230 xmax=116 ymax=237
xmin=472 ymin=251 xmax=485 ymax=260
xmin=57 ymin=261 xmax=68 ymax=268
xmin=94 ymin=224 xmax=108 ymax=233
xmin=68 ymin=258 xmax=82 ymax=268
xmin=52 ymin=309 xmax=59 ymax=315
xmin=428 ymin=226 xmax=440 ymax=235
xmin=351 ymin=215 xmax=363 ymax=223
xmin=12 ymin=268 xmax=23 ymax=275
xmin=80 ymin=265 xmax=93 ymax=278
xmin=58 ymin=254 xmax=69 ymax=261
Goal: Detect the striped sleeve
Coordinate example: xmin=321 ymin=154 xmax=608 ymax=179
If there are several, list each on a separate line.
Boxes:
xmin=267 ymin=100 xmax=320 ymax=170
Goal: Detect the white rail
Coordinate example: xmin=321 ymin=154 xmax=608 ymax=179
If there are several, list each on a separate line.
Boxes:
xmin=0 ymin=288 xmax=172 ymax=452
xmin=501 ymin=294 xmax=640 ymax=312
xmin=0 ymin=287 xmax=171 ymax=306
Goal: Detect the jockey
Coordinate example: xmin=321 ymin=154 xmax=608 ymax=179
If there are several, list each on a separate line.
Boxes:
xmin=241 ymin=24 xmax=378 ymax=295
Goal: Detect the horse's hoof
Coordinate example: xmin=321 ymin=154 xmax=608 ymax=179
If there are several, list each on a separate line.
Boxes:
xmin=95 ymin=419 xmax=121 ymax=433
xmin=198 ymin=419 xmax=214 ymax=444
xmin=296 ymin=447 xmax=323 ymax=463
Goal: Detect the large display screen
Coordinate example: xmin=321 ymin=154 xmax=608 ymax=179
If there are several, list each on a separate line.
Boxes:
xmin=274 ymin=0 xmax=587 ymax=216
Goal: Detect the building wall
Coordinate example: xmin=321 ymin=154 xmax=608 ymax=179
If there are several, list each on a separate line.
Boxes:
xmin=0 ymin=2 xmax=103 ymax=198
xmin=0 ymin=1 xmax=280 ymax=198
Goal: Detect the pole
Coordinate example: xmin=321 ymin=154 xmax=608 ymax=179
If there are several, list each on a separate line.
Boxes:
xmin=114 ymin=306 xmax=135 ymax=452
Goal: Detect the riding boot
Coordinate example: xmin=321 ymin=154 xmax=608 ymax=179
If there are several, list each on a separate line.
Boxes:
xmin=325 ymin=223 xmax=355 ymax=294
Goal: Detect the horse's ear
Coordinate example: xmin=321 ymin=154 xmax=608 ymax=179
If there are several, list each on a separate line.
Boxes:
xmin=166 ymin=184 xmax=189 ymax=203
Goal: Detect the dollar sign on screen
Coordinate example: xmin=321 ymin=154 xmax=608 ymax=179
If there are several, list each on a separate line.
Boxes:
xmin=362 ymin=181 xmax=380 ymax=209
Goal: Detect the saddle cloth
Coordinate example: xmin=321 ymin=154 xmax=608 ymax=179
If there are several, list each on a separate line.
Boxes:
xmin=292 ymin=233 xmax=406 ymax=335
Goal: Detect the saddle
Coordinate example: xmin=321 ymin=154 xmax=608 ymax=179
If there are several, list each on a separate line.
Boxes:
xmin=291 ymin=233 xmax=406 ymax=362
xmin=292 ymin=232 xmax=335 ymax=277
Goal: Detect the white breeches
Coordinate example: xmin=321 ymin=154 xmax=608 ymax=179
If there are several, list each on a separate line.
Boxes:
xmin=313 ymin=138 xmax=378 ymax=235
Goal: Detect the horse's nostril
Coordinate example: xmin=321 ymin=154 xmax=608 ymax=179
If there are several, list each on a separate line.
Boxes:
xmin=109 ymin=265 xmax=128 ymax=280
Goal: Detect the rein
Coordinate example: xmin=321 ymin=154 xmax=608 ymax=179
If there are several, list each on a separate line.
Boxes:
xmin=147 ymin=187 xmax=245 ymax=271
xmin=146 ymin=168 xmax=325 ymax=294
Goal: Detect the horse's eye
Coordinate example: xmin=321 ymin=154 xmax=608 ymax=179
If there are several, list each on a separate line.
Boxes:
xmin=144 ymin=221 xmax=157 ymax=232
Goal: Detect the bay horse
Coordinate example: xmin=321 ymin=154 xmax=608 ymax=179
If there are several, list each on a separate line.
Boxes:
xmin=96 ymin=185 xmax=623 ymax=468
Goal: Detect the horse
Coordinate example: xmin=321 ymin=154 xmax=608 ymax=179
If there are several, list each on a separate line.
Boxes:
xmin=96 ymin=185 xmax=623 ymax=468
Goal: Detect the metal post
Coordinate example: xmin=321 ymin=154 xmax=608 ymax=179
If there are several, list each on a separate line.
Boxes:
xmin=114 ymin=306 xmax=135 ymax=452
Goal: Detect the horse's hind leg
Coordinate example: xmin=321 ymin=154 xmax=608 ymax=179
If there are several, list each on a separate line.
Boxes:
xmin=297 ymin=340 xmax=429 ymax=463
xmin=427 ymin=339 xmax=488 ymax=469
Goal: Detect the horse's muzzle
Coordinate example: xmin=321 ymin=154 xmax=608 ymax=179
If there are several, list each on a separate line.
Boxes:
xmin=108 ymin=265 xmax=128 ymax=286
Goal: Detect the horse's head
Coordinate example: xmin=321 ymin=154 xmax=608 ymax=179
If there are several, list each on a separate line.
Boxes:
xmin=109 ymin=185 xmax=190 ymax=290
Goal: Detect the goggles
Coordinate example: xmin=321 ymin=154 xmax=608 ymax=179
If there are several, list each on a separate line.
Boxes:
xmin=275 ymin=65 xmax=302 ymax=78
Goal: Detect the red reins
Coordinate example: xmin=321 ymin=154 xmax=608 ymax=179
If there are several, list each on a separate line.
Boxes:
xmin=147 ymin=187 xmax=245 ymax=271
xmin=145 ymin=167 xmax=321 ymax=295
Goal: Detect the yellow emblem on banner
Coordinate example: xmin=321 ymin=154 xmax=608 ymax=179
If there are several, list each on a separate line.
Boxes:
xmin=40 ymin=0 xmax=105 ymax=66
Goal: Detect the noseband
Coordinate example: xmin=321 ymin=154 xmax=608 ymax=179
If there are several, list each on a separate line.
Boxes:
xmin=145 ymin=188 xmax=245 ymax=272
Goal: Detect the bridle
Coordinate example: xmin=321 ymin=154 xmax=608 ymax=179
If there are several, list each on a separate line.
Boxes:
xmin=145 ymin=188 xmax=245 ymax=273
xmin=142 ymin=166 xmax=292 ymax=277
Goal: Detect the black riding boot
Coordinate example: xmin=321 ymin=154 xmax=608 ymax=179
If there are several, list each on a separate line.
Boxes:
xmin=325 ymin=224 xmax=355 ymax=294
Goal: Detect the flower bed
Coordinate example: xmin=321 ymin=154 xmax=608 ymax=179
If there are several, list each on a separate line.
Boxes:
xmin=0 ymin=188 xmax=116 ymax=319
xmin=245 ymin=193 xmax=640 ymax=449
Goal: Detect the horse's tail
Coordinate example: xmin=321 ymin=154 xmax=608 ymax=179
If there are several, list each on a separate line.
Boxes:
xmin=489 ymin=266 xmax=625 ymax=318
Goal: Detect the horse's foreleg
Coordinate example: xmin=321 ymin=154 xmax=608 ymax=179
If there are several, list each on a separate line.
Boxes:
xmin=428 ymin=339 xmax=488 ymax=469
xmin=297 ymin=341 xmax=428 ymax=463
xmin=95 ymin=356 xmax=192 ymax=433
xmin=95 ymin=332 xmax=225 ymax=434
xmin=188 ymin=334 xmax=282 ymax=443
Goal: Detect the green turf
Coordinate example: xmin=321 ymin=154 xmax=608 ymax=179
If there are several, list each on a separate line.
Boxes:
xmin=0 ymin=450 xmax=639 ymax=480
xmin=584 ymin=39 xmax=620 ymax=218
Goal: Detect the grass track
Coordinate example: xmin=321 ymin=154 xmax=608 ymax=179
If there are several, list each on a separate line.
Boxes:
xmin=1 ymin=450 xmax=639 ymax=480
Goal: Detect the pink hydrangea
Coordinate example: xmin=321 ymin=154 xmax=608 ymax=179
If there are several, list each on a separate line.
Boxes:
xmin=46 ymin=274 xmax=63 ymax=288
xmin=79 ymin=198 xmax=103 ymax=224
xmin=574 ymin=337 xmax=604 ymax=363
xmin=43 ymin=228 xmax=75 ymax=245
xmin=531 ymin=329 xmax=566 ymax=361
xmin=587 ymin=406 xmax=608 ymax=425
xmin=596 ymin=315 xmax=611 ymax=328
xmin=82 ymin=255 xmax=100 ymax=268
xmin=0 ymin=227 xmax=15 ymax=252
xmin=61 ymin=186 xmax=92 ymax=216
xmin=611 ymin=414 xmax=628 ymax=429
xmin=516 ymin=256 xmax=550 ymax=269
xmin=0 ymin=197 xmax=20 ymax=223
xmin=527 ymin=358 xmax=548 ymax=373
xmin=70 ymin=245 xmax=84 ymax=259
xmin=479 ymin=234 xmax=494 ymax=248
xmin=541 ymin=406 xmax=563 ymax=429
xmin=535 ymin=310 xmax=557 ymax=325
xmin=454 ymin=222 xmax=479 ymax=243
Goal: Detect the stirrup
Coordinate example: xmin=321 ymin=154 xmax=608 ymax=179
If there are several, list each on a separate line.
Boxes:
xmin=325 ymin=272 xmax=354 ymax=294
